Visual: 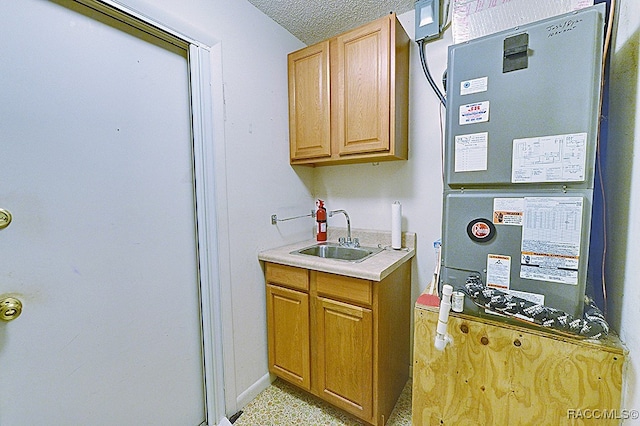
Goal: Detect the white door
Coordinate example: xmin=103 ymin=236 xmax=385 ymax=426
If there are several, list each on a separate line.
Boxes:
xmin=0 ymin=1 xmax=207 ymax=424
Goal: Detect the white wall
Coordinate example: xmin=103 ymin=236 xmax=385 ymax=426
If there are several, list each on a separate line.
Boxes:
xmin=607 ymin=0 xmax=640 ymax=418
xmin=113 ymin=0 xmax=314 ymax=414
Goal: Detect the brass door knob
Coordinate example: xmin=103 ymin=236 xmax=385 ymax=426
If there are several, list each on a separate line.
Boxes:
xmin=0 ymin=208 xmax=12 ymax=230
xmin=0 ymin=297 xmax=23 ymax=321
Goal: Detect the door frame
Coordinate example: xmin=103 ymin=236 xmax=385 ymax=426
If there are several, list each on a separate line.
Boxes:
xmin=69 ymin=1 xmax=227 ymax=423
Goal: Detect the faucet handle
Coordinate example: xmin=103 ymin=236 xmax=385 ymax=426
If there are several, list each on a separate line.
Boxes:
xmin=353 ymin=238 xmax=360 ymax=248
xmin=338 ymin=237 xmax=346 ymax=245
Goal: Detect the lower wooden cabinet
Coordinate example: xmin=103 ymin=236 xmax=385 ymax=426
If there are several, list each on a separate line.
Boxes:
xmin=264 ymin=261 xmax=411 ymax=425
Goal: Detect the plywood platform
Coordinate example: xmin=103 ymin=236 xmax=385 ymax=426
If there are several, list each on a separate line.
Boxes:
xmin=412 ymin=302 xmax=627 ymax=425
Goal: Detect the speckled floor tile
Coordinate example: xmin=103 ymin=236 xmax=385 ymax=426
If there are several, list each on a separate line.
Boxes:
xmin=233 ymin=378 xmax=412 ymax=426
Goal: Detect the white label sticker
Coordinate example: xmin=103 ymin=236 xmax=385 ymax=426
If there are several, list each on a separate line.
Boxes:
xmin=493 ymin=198 xmax=524 ymax=225
xmin=484 ymin=288 xmax=545 ymax=318
xmin=459 ymin=101 xmax=490 ymax=125
xmin=487 ymin=254 xmax=511 ymax=290
xmin=520 ymin=197 xmax=583 ymax=285
xmin=460 ymin=77 xmax=488 ymax=96
xmin=509 ymin=289 xmax=545 ymax=306
xmin=512 ymin=133 xmax=588 ymax=183
xmin=454 ymin=132 xmax=488 ymax=172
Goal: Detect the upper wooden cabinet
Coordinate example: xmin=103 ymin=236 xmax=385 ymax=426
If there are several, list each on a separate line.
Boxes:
xmin=288 ymin=13 xmax=410 ymax=166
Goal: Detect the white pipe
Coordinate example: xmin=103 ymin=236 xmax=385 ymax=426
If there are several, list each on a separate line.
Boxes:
xmin=435 ymin=284 xmax=453 ymax=351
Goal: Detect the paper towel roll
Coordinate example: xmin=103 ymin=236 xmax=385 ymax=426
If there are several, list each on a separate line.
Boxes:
xmin=391 ymin=201 xmax=402 ymax=249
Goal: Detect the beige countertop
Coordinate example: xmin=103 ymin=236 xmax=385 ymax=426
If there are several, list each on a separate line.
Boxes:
xmin=258 ymin=228 xmax=416 ymax=281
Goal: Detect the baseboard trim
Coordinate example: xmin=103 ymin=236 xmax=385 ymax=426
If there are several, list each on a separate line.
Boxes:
xmin=236 ymin=372 xmax=273 ymax=409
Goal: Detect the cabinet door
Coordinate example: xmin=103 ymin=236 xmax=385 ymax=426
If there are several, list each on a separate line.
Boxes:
xmin=316 ymin=297 xmax=373 ymax=420
xmin=288 ymin=41 xmax=331 ymax=160
xmin=266 ymin=284 xmax=311 ymax=390
xmin=334 ymin=15 xmax=390 ymax=156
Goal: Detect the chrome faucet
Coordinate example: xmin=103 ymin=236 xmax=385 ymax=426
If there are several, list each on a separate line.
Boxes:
xmin=329 ymin=209 xmax=359 ymax=248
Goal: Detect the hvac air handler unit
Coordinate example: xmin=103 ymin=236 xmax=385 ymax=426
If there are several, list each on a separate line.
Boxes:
xmin=439 ymin=5 xmax=608 ymax=337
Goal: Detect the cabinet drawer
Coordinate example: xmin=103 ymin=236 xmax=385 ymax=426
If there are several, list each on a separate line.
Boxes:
xmin=266 ymin=263 xmax=309 ymax=291
xmin=316 ymin=272 xmax=372 ymax=306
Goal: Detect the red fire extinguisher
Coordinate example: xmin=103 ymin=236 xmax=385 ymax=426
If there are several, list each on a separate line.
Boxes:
xmin=316 ymin=199 xmax=327 ymax=242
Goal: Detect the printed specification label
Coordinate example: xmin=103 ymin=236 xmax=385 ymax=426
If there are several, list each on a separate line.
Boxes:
xmin=512 ymin=133 xmax=588 ymax=183
xmin=455 ymin=132 xmax=488 ymax=172
xmin=520 ymin=197 xmax=583 ymax=285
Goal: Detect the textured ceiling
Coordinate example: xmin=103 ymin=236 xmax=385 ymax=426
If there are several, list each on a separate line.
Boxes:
xmin=246 ymin=0 xmax=414 ymax=45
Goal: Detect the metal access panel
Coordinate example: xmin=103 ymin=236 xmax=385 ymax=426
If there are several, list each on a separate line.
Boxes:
xmin=443 ymin=5 xmax=605 ymax=188
xmin=440 ymin=188 xmax=594 ymax=319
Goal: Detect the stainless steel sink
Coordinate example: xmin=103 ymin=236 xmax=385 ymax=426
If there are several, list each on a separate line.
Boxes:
xmin=292 ymin=242 xmax=383 ymax=263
